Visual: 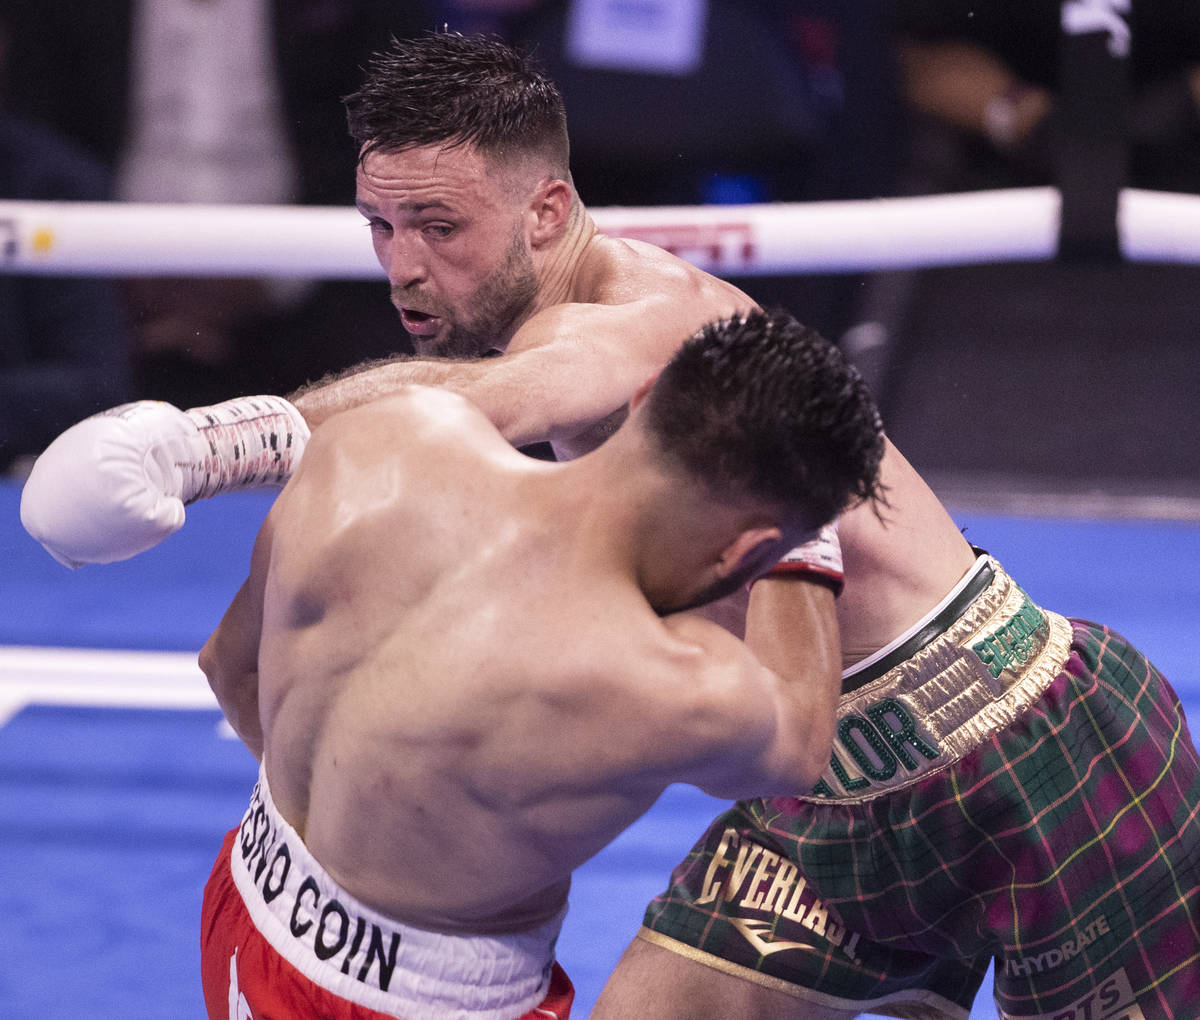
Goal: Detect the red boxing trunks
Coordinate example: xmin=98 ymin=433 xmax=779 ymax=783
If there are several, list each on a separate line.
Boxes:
xmin=201 ymin=767 xmax=574 ymax=1020
xmin=641 ymin=556 xmax=1200 ymax=1019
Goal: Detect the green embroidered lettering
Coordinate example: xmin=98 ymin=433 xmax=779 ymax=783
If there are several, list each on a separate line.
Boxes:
xmin=839 ymin=716 xmax=897 ymax=781
xmin=865 ymin=699 xmax=942 ymax=769
xmin=829 ymin=753 xmax=870 ymax=794
xmin=973 ymin=633 xmax=1006 ymax=678
xmin=972 ymin=597 xmax=1046 ymax=678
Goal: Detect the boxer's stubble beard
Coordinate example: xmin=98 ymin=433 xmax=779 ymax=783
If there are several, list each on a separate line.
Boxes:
xmin=400 ymin=228 xmax=539 ymax=360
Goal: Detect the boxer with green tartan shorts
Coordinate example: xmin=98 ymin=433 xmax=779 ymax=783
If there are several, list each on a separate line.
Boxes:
xmin=631 ymin=554 xmax=1200 ymax=1019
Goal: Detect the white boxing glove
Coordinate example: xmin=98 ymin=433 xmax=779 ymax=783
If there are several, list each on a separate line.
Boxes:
xmin=20 ymin=395 xmax=309 ymax=568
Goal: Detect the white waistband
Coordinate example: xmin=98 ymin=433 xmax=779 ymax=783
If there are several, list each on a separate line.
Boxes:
xmin=230 ymin=765 xmax=563 ymax=1020
xmin=842 ymin=554 xmax=993 ymax=682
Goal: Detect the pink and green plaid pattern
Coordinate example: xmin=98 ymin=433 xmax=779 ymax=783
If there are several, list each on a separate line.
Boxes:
xmin=642 ymin=622 xmax=1200 ymax=1019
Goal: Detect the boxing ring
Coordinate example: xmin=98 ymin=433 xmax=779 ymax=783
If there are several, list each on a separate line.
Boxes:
xmin=3 ymin=190 xmax=1200 ymax=1019
xmin=10 ymin=186 xmax=1200 ymax=278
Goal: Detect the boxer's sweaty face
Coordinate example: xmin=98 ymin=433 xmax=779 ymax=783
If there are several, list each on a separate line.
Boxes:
xmin=357 ymin=144 xmax=538 ymax=358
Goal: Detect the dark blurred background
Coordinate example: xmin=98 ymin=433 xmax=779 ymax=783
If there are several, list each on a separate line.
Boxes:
xmin=1 ymin=0 xmax=1196 ymax=515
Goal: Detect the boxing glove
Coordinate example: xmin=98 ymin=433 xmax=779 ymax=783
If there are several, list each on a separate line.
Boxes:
xmin=761 ymin=522 xmax=844 ymax=595
xmin=20 ymin=396 xmax=309 ymax=568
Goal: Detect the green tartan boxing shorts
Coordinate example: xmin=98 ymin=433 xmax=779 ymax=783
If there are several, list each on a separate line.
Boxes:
xmin=641 ymin=556 xmax=1200 ymax=1019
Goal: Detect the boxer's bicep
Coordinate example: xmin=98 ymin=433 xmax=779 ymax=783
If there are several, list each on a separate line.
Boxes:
xmin=662 ymin=616 xmax=835 ymax=801
xmin=494 ymin=301 xmax=683 ymax=446
xmin=696 ymin=660 xmax=834 ymax=801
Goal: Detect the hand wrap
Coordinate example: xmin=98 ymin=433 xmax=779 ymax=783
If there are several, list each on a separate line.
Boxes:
xmin=761 ymin=522 xmax=844 ymax=596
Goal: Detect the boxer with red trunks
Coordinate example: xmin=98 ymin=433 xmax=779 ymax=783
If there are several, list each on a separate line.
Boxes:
xmin=190 ymin=311 xmax=883 ymax=1018
xmin=201 ymin=773 xmax=574 ymax=1020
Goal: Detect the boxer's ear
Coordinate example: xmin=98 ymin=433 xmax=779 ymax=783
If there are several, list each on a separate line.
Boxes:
xmin=528 ymin=178 xmax=573 ymax=247
xmin=716 ymin=526 xmax=784 ymax=580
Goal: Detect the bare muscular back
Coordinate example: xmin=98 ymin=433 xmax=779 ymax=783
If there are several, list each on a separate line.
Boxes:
xmin=252 ymin=389 xmax=761 ymax=936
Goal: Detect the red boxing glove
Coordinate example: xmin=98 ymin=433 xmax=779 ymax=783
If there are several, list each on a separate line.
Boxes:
xmin=762 ymin=522 xmax=844 ymax=595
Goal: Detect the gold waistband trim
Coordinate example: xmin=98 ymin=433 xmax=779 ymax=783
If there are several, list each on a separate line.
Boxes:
xmin=636 ymin=929 xmax=970 ymax=1017
xmin=804 ymin=559 xmax=1074 ymax=803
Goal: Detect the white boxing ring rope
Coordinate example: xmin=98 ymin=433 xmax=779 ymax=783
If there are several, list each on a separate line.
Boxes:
xmin=5 ymin=186 xmax=1200 ymax=279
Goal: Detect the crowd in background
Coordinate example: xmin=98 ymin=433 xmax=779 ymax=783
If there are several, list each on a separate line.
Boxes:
xmin=3 ymin=0 xmax=1199 ymax=481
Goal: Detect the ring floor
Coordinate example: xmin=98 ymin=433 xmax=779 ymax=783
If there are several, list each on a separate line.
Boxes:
xmin=2 ymin=481 xmax=1197 ymax=1018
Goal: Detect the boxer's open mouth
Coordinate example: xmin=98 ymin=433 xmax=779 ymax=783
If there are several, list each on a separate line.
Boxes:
xmin=400 ymin=309 xmax=441 ymax=336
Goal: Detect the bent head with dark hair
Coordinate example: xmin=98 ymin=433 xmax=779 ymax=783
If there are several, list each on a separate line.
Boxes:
xmin=645 ymin=309 xmax=886 ymax=532
xmin=343 ymin=31 xmax=570 ymax=178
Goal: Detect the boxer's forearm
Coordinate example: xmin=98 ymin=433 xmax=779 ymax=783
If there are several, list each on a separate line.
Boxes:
xmin=290 ymin=346 xmax=628 ymax=449
xmin=745 ymin=577 xmax=842 ymax=789
xmin=290 ymin=356 xmax=485 ymax=428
